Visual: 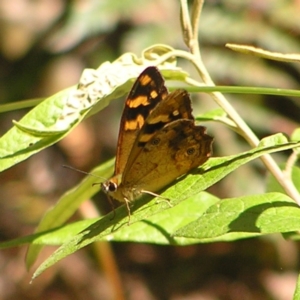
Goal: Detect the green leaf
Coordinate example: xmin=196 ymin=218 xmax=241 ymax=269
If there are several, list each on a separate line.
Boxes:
xmin=173 ymin=193 xmax=300 ymax=241
xmin=7 ymin=192 xmax=218 ymax=250
xmin=257 ymin=132 xmax=288 ymax=147
xmin=0 ymin=47 xmax=189 ymax=173
xmin=108 ymin=192 xmax=219 ymax=245
xmin=291 ymin=128 xmax=300 ymax=142
xmin=195 ymin=108 xmax=226 ymax=122
xmin=195 ymin=108 xmax=237 ymax=129
xmin=0 ymin=218 xmax=98 ymax=249
xmin=0 ymin=90 xmax=70 ymax=172
xmin=291 ymin=128 xmax=300 ymax=156
xmin=29 ymin=135 xmax=300 ymax=280
xmin=226 ymin=43 xmax=300 ymax=63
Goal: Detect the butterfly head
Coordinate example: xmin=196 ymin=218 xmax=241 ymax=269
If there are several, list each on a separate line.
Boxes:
xmin=101 ymin=174 xmax=144 ymax=205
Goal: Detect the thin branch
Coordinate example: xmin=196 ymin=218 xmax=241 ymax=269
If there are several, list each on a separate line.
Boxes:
xmin=177 ymin=1 xmax=300 ymax=204
xmin=180 ymin=0 xmax=193 ymax=48
xmin=190 ymin=0 xmax=204 ymax=57
xmin=284 ymin=151 xmax=298 ymax=180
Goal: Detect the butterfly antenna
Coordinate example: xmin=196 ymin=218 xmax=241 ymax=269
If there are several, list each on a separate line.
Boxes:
xmin=62 ymin=165 xmax=107 ymax=181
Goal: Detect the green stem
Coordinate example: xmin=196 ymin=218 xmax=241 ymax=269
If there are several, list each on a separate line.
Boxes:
xmin=178 ymin=0 xmax=300 ymax=204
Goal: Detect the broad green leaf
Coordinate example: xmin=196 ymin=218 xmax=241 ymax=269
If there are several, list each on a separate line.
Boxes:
xmin=29 ymin=136 xmax=300 ymax=280
xmin=257 ymin=132 xmax=288 ymax=147
xmin=5 ymin=192 xmax=218 ymax=249
xmin=0 ymin=45 xmax=189 ymax=173
xmin=106 ymin=192 xmax=219 ymax=245
xmin=0 ymin=218 xmax=97 ymax=249
xmin=0 ymin=90 xmax=69 ymax=172
xmin=173 ymin=193 xmax=300 ymax=240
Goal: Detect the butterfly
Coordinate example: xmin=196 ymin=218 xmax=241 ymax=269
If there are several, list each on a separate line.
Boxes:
xmin=101 ymin=66 xmax=213 ymax=222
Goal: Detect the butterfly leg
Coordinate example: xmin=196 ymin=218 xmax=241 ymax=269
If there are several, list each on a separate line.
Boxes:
xmin=155 ymin=198 xmax=172 ymax=208
xmin=124 ymin=198 xmax=131 ymax=225
xmin=141 ymin=190 xmax=172 ymax=208
xmin=106 ymin=195 xmax=116 ymax=220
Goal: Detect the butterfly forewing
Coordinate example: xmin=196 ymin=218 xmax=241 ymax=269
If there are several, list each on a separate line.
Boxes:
xmin=123 ymin=89 xmax=194 ymax=176
xmin=114 ymin=67 xmax=168 ymax=175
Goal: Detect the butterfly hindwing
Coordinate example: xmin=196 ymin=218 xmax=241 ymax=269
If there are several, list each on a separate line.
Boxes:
xmin=122 ymin=119 xmax=213 ymax=192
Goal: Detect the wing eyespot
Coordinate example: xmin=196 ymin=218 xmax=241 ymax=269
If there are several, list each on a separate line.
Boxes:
xmin=186 ymin=147 xmax=196 ymax=155
xmin=151 ymin=137 xmax=161 ymax=145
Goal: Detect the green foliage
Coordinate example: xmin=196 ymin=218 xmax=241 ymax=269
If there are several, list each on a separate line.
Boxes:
xmin=0 ymin=1 xmax=299 ymax=297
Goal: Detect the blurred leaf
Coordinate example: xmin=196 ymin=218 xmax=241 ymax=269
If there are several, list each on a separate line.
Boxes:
xmin=25 ymin=158 xmax=114 ymax=269
xmin=294 ymin=272 xmax=300 ymax=300
xmin=226 ymin=43 xmax=300 ymax=62
xmin=291 ymin=128 xmax=300 ymax=142
xmin=267 ymin=166 xmax=300 ymax=194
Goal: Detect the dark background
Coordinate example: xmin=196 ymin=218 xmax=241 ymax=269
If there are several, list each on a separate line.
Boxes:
xmin=0 ymin=1 xmax=299 ymax=299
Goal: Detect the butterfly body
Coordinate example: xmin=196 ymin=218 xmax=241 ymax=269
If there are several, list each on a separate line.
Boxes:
xmin=101 ymin=67 xmax=213 ymax=218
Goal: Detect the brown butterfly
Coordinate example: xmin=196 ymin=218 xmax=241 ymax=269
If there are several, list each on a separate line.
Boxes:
xmin=101 ymin=66 xmax=213 ymax=222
